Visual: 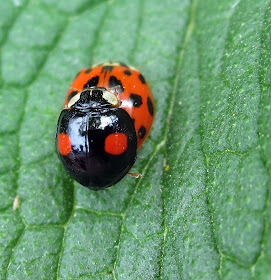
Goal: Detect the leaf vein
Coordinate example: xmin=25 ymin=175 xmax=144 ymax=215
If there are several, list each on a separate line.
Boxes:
xmin=4 ymin=227 xmax=26 ymax=279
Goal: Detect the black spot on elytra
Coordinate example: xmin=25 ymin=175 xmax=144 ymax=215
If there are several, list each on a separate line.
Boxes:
xmin=68 ymin=91 xmax=78 ymax=102
xmin=85 ymin=68 xmax=92 ymax=74
xmin=138 ymin=126 xmax=146 ymax=139
xmin=138 ymin=73 xmax=146 ymax=84
xmin=131 ymin=118 xmax=135 ymax=126
xmin=108 ymin=76 xmax=124 ymax=93
xmin=101 ymin=65 xmax=114 ymax=73
xmin=130 ymin=94 xmax=142 ymax=108
xmin=119 ymin=62 xmax=129 ymax=68
xmin=84 ymin=76 xmax=99 ymax=88
xmin=147 ymin=97 xmax=154 ymax=116
xmin=124 ymin=69 xmax=132 ymax=76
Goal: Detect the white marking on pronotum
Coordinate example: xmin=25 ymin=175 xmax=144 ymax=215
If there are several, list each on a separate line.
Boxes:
xmin=102 ymin=90 xmax=118 ymax=106
xmin=13 ymin=194 xmax=20 ymax=211
xmin=67 ymin=92 xmax=81 ymax=108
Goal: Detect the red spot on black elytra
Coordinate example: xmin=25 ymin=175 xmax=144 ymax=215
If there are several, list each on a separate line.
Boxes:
xmin=58 ymin=133 xmax=72 ymax=156
xmin=138 ymin=126 xmax=146 ymax=139
xmin=147 ymin=97 xmax=154 ymax=116
xmin=130 ymin=94 xmax=142 ymax=108
xmin=104 ymin=133 xmax=128 ymax=155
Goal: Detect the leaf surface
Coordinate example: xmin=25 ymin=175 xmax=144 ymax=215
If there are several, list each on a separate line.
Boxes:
xmin=0 ymin=0 xmax=270 ymax=279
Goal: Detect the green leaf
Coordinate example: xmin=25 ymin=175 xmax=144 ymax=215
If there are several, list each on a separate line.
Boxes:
xmin=0 ymin=0 xmax=270 ymax=279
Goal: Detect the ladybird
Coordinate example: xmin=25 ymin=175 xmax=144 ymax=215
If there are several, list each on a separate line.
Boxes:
xmin=56 ymin=62 xmax=155 ymax=190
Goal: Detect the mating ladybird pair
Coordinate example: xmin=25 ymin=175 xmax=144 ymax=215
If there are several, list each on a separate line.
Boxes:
xmin=56 ymin=63 xmax=155 ymax=191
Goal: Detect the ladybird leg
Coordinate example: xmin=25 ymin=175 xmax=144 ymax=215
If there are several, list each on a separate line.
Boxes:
xmin=128 ymin=172 xmax=144 ymax=178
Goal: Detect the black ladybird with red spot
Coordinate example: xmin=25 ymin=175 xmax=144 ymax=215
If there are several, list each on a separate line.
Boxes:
xmin=56 ymin=63 xmax=155 ymax=190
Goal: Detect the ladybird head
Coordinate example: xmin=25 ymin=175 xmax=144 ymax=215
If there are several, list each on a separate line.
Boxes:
xmin=67 ymin=87 xmax=119 ymax=110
